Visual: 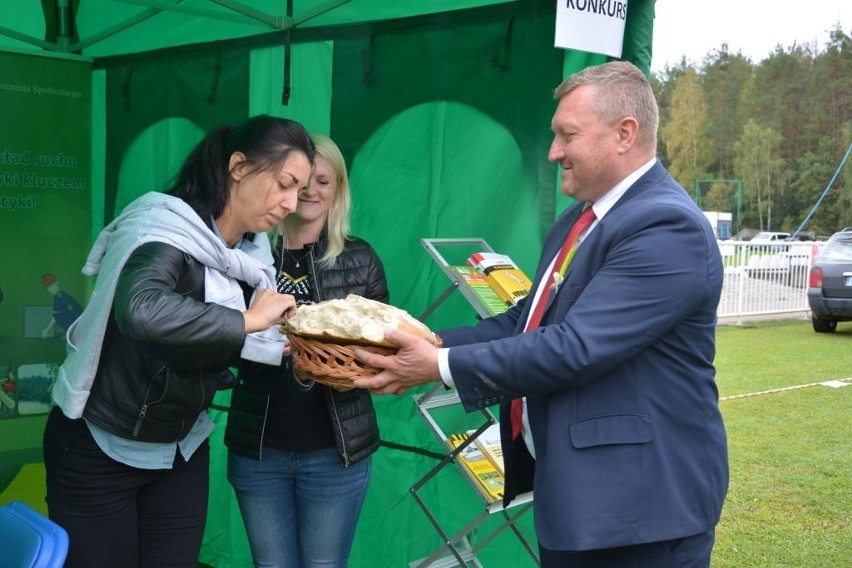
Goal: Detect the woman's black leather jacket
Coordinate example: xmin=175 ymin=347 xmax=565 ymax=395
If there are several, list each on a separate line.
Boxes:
xmin=225 ymin=234 xmax=389 ymax=466
xmin=83 ymin=241 xmax=247 ymax=442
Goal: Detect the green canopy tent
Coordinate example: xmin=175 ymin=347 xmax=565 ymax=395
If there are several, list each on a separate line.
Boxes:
xmin=0 ymin=1 xmax=656 ymax=565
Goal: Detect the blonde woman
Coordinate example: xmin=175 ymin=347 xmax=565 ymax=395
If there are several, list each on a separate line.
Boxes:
xmin=226 ymin=133 xmax=388 ymax=567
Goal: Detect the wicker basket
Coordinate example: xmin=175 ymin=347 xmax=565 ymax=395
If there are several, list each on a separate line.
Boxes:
xmin=288 ymin=334 xmax=397 ymax=391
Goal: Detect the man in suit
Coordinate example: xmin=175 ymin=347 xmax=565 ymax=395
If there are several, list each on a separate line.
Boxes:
xmin=354 ymin=61 xmax=728 ymax=567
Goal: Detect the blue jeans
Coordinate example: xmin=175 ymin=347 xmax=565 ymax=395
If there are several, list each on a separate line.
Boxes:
xmin=228 ymin=447 xmax=371 ymax=568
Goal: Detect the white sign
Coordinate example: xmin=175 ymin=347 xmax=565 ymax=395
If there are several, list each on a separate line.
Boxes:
xmin=555 ymin=0 xmax=629 ymax=58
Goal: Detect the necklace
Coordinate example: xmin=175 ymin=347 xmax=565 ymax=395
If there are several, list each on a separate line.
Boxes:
xmin=281 ymin=241 xmax=311 ymax=268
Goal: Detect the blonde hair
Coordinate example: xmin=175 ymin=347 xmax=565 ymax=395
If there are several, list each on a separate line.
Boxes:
xmin=273 ymin=132 xmax=352 ymax=268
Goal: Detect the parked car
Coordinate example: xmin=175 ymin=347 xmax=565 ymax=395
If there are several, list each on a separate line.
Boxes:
xmin=744 ymin=244 xmax=814 ymax=286
xmin=751 ymin=231 xmax=791 ymax=243
xmin=807 ymin=228 xmax=852 ymax=332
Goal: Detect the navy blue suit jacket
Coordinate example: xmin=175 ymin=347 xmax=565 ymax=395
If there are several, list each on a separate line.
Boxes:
xmin=439 ymin=161 xmax=728 ymax=551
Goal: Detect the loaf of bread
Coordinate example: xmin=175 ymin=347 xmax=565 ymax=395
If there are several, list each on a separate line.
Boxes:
xmin=281 ymin=294 xmax=440 ymax=347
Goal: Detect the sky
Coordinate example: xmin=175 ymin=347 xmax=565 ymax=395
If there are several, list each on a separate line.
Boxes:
xmin=650 ymin=1 xmax=851 ymax=73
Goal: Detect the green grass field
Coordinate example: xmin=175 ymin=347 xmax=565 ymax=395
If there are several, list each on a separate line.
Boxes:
xmin=712 ymin=319 xmax=851 ymax=567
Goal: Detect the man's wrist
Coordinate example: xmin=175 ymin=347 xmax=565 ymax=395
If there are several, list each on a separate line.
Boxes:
xmin=437 ymin=347 xmax=455 ymax=389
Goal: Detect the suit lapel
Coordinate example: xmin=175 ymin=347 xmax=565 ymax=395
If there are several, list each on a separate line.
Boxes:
xmin=539 ymin=204 xmax=584 ymax=280
xmin=520 ymin=204 xmax=585 ymax=327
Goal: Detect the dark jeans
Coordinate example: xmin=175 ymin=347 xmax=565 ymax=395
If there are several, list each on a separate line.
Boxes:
xmin=539 ymin=528 xmax=716 ymax=568
xmin=43 ymin=406 xmax=210 ymax=568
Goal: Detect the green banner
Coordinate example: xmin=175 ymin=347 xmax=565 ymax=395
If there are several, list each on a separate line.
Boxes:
xmin=0 ymin=50 xmax=91 ymax=446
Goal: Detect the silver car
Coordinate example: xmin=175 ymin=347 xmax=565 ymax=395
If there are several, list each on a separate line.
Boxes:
xmin=807 ymin=228 xmax=852 ymax=332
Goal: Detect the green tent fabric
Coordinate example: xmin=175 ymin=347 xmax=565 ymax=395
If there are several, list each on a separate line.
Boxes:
xmin=103 ymin=45 xmax=251 ymax=223
xmin=330 ymin=1 xmax=565 ymax=326
xmin=0 ymin=1 xmax=657 ymax=566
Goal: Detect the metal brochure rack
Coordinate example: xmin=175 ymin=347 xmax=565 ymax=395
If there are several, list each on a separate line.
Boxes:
xmin=419 ymin=238 xmax=498 ymax=321
xmin=410 ymin=239 xmax=538 ymax=568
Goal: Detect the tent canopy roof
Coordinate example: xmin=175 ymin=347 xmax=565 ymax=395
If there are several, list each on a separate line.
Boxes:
xmin=0 ymin=0 xmax=514 ymax=59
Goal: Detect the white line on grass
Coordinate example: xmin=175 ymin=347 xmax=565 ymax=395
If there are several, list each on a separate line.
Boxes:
xmin=720 ymin=378 xmax=851 ymax=400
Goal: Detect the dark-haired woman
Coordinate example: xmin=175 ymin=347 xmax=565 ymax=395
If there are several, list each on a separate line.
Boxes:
xmin=43 ymin=115 xmax=315 ymax=568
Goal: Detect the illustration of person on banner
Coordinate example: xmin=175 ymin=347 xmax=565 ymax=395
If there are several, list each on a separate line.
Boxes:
xmin=39 ymin=273 xmax=84 ymax=339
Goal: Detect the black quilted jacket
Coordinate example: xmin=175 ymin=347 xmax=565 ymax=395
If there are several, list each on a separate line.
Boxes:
xmin=224 ymin=233 xmax=389 ymax=466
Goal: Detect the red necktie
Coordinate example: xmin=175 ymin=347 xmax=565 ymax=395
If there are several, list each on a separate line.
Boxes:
xmin=510 ymin=205 xmax=596 ymax=440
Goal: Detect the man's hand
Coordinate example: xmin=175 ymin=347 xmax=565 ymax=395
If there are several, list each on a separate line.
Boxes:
xmin=352 ymin=328 xmax=441 ymax=395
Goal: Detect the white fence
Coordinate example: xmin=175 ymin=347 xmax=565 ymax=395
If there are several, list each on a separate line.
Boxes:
xmin=717 ymin=240 xmax=824 ymax=323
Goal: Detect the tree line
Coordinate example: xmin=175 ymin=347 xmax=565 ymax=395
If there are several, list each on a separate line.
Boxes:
xmin=651 ymin=24 xmax=851 ymax=239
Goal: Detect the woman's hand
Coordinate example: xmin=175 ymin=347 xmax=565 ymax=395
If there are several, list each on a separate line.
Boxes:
xmin=243 ymin=288 xmax=297 ymax=333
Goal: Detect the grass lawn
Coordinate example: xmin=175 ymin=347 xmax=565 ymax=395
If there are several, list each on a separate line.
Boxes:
xmin=712 ymin=319 xmax=851 ymax=567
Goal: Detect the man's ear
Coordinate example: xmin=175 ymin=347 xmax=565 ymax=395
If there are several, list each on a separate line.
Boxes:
xmin=229 ymin=152 xmax=248 ymax=181
xmin=615 ymin=117 xmax=639 ymax=153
